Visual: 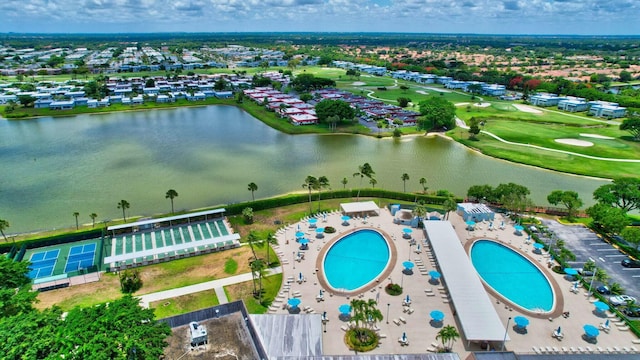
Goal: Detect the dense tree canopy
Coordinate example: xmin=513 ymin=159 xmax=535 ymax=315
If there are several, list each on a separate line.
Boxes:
xmin=290 ymin=73 xmax=335 ymax=92
xmin=467 ymin=184 xmax=495 ymax=202
xmin=0 ymin=257 xmax=170 ymax=359
xmin=418 ymin=96 xmax=456 ymax=131
xmin=315 ymin=99 xmax=355 ymax=124
xmin=620 ymin=116 xmax=640 ymax=141
xmin=586 ymin=203 xmax=630 ymax=234
xmin=593 ymin=177 xmax=640 ymax=212
xmin=547 ymin=190 xmax=583 ymax=220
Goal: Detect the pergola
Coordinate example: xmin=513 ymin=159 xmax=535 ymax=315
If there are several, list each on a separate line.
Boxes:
xmin=340 ymin=201 xmax=380 ymax=217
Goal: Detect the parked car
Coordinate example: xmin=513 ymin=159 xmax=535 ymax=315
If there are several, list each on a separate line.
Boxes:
xmin=577 ymin=268 xmax=594 ymax=277
xmin=621 ymin=258 xmax=640 ymax=268
xmin=609 ymin=295 xmax=637 ymax=306
xmin=597 ymin=285 xmax=611 ymax=295
xmin=622 ymin=306 xmax=640 ymax=318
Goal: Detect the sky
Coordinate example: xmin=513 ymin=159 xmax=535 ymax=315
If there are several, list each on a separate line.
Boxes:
xmin=1 ymin=0 xmax=639 ymax=35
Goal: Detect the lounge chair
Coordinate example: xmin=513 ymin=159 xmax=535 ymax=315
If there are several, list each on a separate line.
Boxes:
xmin=393 ymin=319 xmax=401 ymax=326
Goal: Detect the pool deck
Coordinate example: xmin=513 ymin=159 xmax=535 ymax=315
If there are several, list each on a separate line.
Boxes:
xmin=270 ymin=207 xmax=640 ymax=357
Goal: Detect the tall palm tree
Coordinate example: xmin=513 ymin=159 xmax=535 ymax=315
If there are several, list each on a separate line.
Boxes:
xmin=419 ymin=177 xmax=428 ymax=193
xmin=302 ymin=176 xmax=318 ymax=215
xmin=250 ymin=258 xmax=266 ymax=302
xmin=265 ymin=232 xmax=277 ymax=267
xmin=247 ymin=182 xmax=258 ymax=201
xmin=369 ymin=178 xmax=377 ymax=188
xmin=401 ymin=173 xmax=410 ymax=192
xmin=413 ymin=202 xmax=427 ymax=223
xmin=89 ymin=213 xmax=97 ymax=228
xmin=0 ymin=219 xmax=9 ymax=242
xmin=117 ymin=200 xmax=130 ymax=222
xmin=165 ymin=189 xmax=178 ymax=214
xmin=317 ymin=176 xmax=330 ymax=212
xmin=353 ymin=163 xmax=375 ymax=201
xmin=436 ymin=325 xmax=460 ymax=352
xmin=341 ymin=177 xmax=348 ymax=189
xmin=73 ymin=212 xmax=80 ymax=230
xmin=247 ymin=231 xmax=259 ymax=261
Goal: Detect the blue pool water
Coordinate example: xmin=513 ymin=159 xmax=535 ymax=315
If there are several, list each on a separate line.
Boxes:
xmin=323 ymin=229 xmax=390 ymax=291
xmin=471 ymin=240 xmax=554 ymax=312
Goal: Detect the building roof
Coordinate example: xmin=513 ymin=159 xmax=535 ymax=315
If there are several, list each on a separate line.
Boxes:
xmin=340 ymin=201 xmax=380 ymax=215
xmin=423 ymin=221 xmax=508 ymax=343
xmin=107 ymin=208 xmax=226 ymax=231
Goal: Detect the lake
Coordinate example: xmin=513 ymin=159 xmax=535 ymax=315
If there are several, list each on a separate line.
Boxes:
xmin=0 ymin=105 xmax=607 ymax=234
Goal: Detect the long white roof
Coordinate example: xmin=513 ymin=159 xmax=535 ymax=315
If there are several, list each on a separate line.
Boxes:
xmin=424 ymin=221 xmax=508 ymax=342
xmin=340 ymin=201 xmax=379 ymax=214
xmin=107 ymin=208 xmax=226 ymax=231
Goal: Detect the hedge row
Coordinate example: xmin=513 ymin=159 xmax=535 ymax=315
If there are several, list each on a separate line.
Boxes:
xmin=0 ymin=228 xmax=103 ymax=253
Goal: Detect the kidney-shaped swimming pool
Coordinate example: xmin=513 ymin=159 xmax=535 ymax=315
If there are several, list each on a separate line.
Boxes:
xmin=470 ymin=239 xmax=554 ymax=312
xmin=322 ymin=229 xmax=390 ymax=292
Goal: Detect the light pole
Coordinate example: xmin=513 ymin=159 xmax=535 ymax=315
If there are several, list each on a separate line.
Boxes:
xmin=588 ymin=257 xmax=605 ymax=299
xmin=386 ymin=303 xmax=390 ymax=324
xmin=293 ymin=251 xmax=296 ymax=269
xmin=501 ymin=317 xmax=511 ymax=351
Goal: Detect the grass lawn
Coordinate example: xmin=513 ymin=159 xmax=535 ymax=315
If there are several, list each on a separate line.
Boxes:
xmin=150 ymin=289 xmax=219 ymax=319
xmin=35 ymin=246 xmax=254 ymax=311
xmin=224 ymin=273 xmax=283 ymax=314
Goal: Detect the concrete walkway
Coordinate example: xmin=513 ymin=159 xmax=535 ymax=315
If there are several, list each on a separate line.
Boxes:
xmin=138 ymin=267 xmax=283 ymax=308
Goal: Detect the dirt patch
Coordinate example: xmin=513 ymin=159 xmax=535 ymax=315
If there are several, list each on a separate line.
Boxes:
xmin=554 ymin=138 xmax=594 ymax=147
xmin=163 ymin=312 xmax=259 ymax=360
xmin=580 ymin=133 xmax=615 ymax=140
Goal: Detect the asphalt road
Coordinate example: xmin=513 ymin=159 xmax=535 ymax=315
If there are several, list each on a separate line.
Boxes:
xmin=539 ymin=219 xmax=640 ymax=302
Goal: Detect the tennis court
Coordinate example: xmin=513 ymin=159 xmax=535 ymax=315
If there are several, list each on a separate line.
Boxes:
xmin=28 ymin=249 xmax=60 ymax=279
xmin=64 ymin=243 xmax=96 ymax=273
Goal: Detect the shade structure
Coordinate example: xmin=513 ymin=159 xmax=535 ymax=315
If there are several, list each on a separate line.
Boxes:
xmin=465 ymin=220 xmax=476 ymax=230
xmin=405 ymin=294 xmax=411 ymax=303
xmin=402 ymin=261 xmax=415 ymax=270
xmin=288 ymin=298 xmax=301 ymax=308
xmin=341 ymin=215 xmax=351 ymax=222
xmin=533 ymin=243 xmax=545 ymax=249
xmin=299 ymin=238 xmax=309 ymax=245
xmin=584 ymin=324 xmax=600 ymax=338
xmin=514 ymin=316 xmax=529 ymax=327
xmin=299 ymin=272 xmax=304 ymax=281
xmin=308 ymin=218 xmax=317 ymax=224
xmin=514 ymin=225 xmax=524 ymax=232
xmin=430 ymin=310 xmax=445 ymax=321
xmin=316 ymin=227 xmax=324 ymax=233
xmin=429 ymin=270 xmax=441 ymax=279
xmin=339 ymin=304 xmax=351 ymax=314
xmin=594 ymin=301 xmax=609 ymax=312
xmin=403 ymin=228 xmax=413 ymax=234
xmin=401 ymin=332 xmax=407 ymax=342
xmin=564 ymin=268 xmax=578 ymax=276
xmin=295 ymin=231 xmax=305 ymax=238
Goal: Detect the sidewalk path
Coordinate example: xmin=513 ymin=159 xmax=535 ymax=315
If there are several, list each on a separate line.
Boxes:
xmin=138 ymin=267 xmax=283 ymax=308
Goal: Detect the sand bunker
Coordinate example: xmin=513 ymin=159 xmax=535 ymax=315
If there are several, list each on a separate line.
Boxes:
xmin=580 ymin=133 xmax=615 ymax=140
xmin=352 ymin=81 xmax=366 ymax=86
xmin=425 ymin=87 xmax=450 ymax=93
xmin=416 ymin=90 xmax=429 ymax=95
xmin=455 ymin=102 xmax=469 ymax=106
xmin=474 ymin=102 xmax=491 ymax=108
xmin=513 ymin=104 xmax=543 ymax=114
xmin=555 ymin=138 xmax=594 ymax=147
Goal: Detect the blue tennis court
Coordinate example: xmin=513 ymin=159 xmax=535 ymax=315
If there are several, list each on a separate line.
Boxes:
xmin=64 ymin=243 xmax=96 ymax=273
xmin=28 ymin=249 xmax=60 ymax=279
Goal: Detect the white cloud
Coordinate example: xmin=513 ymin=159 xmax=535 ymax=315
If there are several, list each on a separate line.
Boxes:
xmin=0 ymin=0 xmax=637 ymax=34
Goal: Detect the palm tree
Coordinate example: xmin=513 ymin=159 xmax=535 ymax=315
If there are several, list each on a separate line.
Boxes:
xmin=265 ymin=232 xmax=277 ymax=266
xmin=317 ymin=176 xmax=330 ymax=212
xmin=401 ymin=173 xmax=410 ymax=192
xmin=341 ymin=177 xmax=348 ymax=189
xmin=73 ymin=212 xmax=80 ymax=230
xmin=0 ymin=219 xmax=9 ymax=242
xmin=250 ymin=258 xmax=266 ymax=302
xmin=247 ymin=182 xmax=258 ymax=201
xmin=165 ymin=189 xmax=178 ymax=213
xmin=89 ymin=213 xmax=97 ymax=228
xmin=353 ymin=163 xmax=375 ymax=201
xmin=246 ymin=231 xmax=259 ymax=261
xmin=419 ymin=177 xmax=428 ymax=193
xmin=436 ymin=325 xmax=460 ymax=352
xmin=302 ymin=176 xmax=318 ymax=215
xmin=413 ymin=202 xmax=427 ymax=223
xmin=443 ymin=197 xmax=457 ymax=220
xmin=117 ymin=200 xmax=130 ymax=222
xmin=369 ymin=178 xmax=377 ymax=188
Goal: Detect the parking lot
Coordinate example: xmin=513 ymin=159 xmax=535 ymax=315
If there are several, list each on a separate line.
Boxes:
xmin=540 ymin=219 xmax=640 ymax=302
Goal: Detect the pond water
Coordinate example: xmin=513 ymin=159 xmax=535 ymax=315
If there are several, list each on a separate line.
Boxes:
xmin=0 ymin=105 xmax=607 ymax=233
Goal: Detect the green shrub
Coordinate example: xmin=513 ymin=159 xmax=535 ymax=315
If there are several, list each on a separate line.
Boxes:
xmin=324 ymin=226 xmax=336 ymax=234
xmin=345 ymin=328 xmax=379 ymax=352
xmin=385 ymin=283 xmax=403 ymax=296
